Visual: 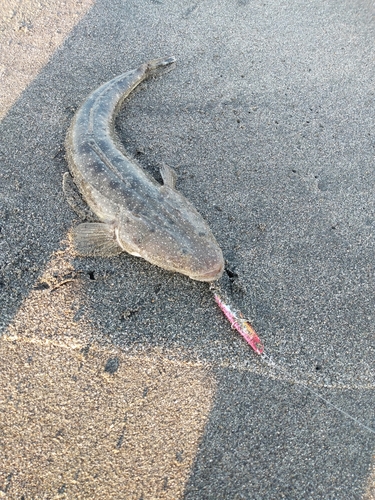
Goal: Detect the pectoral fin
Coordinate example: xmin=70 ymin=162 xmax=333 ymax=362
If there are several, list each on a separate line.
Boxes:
xmin=160 ymin=163 xmax=177 ymax=189
xmin=72 ymin=223 xmax=123 ymax=257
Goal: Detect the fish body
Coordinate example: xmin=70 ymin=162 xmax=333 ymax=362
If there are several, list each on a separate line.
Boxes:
xmin=65 ymin=57 xmax=224 ymax=282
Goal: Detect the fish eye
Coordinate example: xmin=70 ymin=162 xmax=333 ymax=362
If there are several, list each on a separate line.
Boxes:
xmin=198 ymin=231 xmax=206 ymax=237
xmin=181 ymin=248 xmax=189 ymax=255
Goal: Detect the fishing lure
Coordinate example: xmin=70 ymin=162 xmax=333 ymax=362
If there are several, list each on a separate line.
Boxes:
xmin=212 ymin=288 xmax=264 ymax=355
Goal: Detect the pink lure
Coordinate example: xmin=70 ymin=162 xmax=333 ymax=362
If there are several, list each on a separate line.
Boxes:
xmin=214 ymin=293 xmax=264 ymax=355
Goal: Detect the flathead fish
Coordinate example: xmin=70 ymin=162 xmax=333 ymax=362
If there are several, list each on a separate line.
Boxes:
xmin=64 ymin=57 xmax=224 ymax=282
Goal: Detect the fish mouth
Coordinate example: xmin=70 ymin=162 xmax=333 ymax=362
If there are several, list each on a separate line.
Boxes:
xmin=190 ymin=260 xmax=225 ymax=282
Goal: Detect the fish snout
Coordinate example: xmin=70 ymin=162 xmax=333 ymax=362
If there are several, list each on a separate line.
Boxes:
xmin=189 ymin=251 xmax=225 ymax=282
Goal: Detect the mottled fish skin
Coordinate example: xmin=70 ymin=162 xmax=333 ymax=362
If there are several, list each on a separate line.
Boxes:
xmin=65 ymin=57 xmax=224 ymax=281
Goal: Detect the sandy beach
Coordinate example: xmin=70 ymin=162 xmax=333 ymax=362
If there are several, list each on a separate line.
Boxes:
xmin=1 ymin=0 xmax=375 ymax=498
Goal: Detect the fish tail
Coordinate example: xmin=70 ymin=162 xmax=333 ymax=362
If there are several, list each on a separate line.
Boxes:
xmin=146 ymin=56 xmax=176 ymax=75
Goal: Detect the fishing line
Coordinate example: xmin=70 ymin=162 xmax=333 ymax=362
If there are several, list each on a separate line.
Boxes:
xmin=210 ymin=283 xmax=375 ymax=436
xmin=260 ymin=352 xmax=375 ymax=436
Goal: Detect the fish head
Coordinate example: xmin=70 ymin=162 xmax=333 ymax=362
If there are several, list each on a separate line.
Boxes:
xmin=117 ymin=197 xmax=224 ymax=282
